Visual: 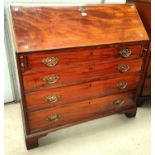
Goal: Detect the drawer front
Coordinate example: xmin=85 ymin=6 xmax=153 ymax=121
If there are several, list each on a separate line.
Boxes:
xmin=28 ymin=92 xmax=135 ymax=133
xmin=23 ymin=59 xmax=142 ymax=91
xmin=23 ymin=45 xmax=143 ymax=72
xmin=25 ymin=75 xmax=140 ymax=111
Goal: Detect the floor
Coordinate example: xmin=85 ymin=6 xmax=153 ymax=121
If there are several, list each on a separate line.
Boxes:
xmin=4 ymin=102 xmax=151 ymax=155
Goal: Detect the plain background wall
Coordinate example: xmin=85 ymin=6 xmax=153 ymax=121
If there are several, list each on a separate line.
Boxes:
xmin=5 ymin=0 xmax=126 ymax=4
xmin=4 ymin=45 xmax=13 ymax=103
xmin=104 ymin=0 xmax=126 ymax=3
xmin=6 ymin=0 xmax=102 ymax=3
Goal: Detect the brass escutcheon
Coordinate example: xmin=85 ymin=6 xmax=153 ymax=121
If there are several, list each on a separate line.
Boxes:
xmin=44 ymin=94 xmax=61 ymax=103
xmin=113 ymin=99 xmax=125 ymax=106
xmin=42 ymin=57 xmax=59 ymax=67
xmin=118 ymin=64 xmax=130 ymax=73
xmin=46 ymin=114 xmax=59 ymax=121
xmin=119 ymin=49 xmax=132 ymax=58
xmin=116 ymin=81 xmax=128 ymax=89
xmin=43 ymin=75 xmax=60 ymax=84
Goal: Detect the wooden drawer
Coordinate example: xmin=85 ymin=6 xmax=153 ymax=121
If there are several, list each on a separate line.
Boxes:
xmin=28 ymin=92 xmax=135 ymax=133
xmin=25 ymin=75 xmax=140 ymax=111
xmin=23 ymin=59 xmax=143 ymax=91
xmin=21 ymin=45 xmax=143 ymax=72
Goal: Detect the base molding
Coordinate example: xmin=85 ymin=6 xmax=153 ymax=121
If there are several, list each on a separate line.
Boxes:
xmin=25 ymin=107 xmax=137 ymax=149
xmin=25 ymin=133 xmax=48 ymax=150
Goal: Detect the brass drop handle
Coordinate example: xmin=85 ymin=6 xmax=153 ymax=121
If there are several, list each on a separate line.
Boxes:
xmin=42 ymin=57 xmax=59 ymax=67
xmin=116 ymin=81 xmax=128 ymax=89
xmin=119 ymin=49 xmax=132 ymax=58
xmin=113 ymin=99 xmax=125 ymax=106
xmin=46 ymin=114 xmax=59 ymax=121
xmin=44 ymin=94 xmax=60 ymax=103
xmin=118 ymin=65 xmax=129 ymax=73
xmin=43 ymin=75 xmax=60 ymax=84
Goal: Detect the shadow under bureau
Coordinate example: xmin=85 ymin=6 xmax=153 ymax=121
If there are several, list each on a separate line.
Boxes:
xmin=10 ymin=4 xmax=149 ymax=149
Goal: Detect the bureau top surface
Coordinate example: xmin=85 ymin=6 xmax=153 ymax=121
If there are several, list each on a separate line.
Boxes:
xmin=10 ymin=4 xmax=149 ymax=53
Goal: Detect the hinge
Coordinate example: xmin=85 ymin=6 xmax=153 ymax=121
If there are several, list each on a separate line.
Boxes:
xmin=19 ymin=55 xmax=29 ymax=72
xmin=142 ymin=48 xmax=148 ymax=59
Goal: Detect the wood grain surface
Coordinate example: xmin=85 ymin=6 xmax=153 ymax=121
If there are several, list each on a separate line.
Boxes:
xmin=18 ymin=44 xmax=143 ymax=72
xmin=25 ymin=75 xmax=140 ymax=112
xmin=22 ymin=59 xmax=142 ymax=91
xmin=28 ymin=92 xmax=135 ymax=133
xmin=10 ymin=4 xmax=149 ymax=52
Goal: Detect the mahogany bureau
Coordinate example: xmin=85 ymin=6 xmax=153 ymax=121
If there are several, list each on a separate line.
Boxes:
xmin=10 ymin=4 xmax=149 ymax=149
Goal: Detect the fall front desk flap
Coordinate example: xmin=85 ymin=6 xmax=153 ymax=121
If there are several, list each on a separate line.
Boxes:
xmin=10 ymin=4 xmax=149 ymax=52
